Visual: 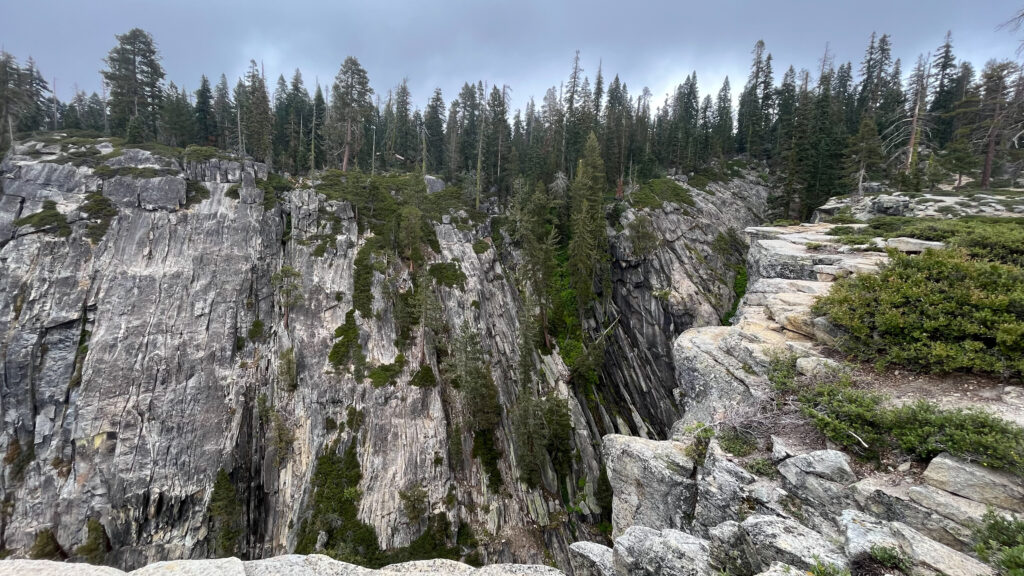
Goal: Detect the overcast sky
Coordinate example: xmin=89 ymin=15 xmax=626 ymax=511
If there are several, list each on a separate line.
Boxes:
xmin=3 ymin=0 xmax=1021 ymax=114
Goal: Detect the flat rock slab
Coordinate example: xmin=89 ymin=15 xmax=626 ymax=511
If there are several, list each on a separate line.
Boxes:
xmin=923 ymin=453 xmax=1024 ymax=512
xmin=0 ymin=560 xmax=127 ymax=576
xmin=740 ymin=515 xmax=847 ymax=572
xmin=891 ymin=522 xmax=995 ymax=576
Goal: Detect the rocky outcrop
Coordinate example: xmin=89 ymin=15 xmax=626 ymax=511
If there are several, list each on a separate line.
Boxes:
xmin=0 ymin=557 xmax=565 ymax=576
xmin=0 ymin=138 xmax=771 ymax=572
xmin=581 ymin=220 xmax=1017 ymax=576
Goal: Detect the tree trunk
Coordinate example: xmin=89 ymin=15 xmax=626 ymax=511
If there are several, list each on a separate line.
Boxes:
xmin=343 ymin=118 xmax=351 ymax=172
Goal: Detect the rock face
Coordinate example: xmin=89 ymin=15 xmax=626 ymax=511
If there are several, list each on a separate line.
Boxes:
xmin=585 ymin=221 xmax=1013 ymax=576
xmin=0 ymin=557 xmax=565 ymax=576
xmin=0 ymin=139 xmax=770 ymax=571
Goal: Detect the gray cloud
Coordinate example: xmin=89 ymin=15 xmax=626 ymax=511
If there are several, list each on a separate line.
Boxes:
xmin=4 ymin=0 xmax=1020 ymax=113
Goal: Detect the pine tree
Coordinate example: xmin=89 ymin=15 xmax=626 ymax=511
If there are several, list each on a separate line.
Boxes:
xmin=0 ymin=52 xmax=29 ymax=153
xmin=423 ymin=88 xmax=446 ymax=174
xmin=309 ymin=84 xmax=325 ymax=170
xmin=712 ymin=77 xmax=734 ymax=158
xmin=845 ymin=113 xmax=885 ymax=197
xmin=567 ymin=133 xmax=608 ymax=321
xmin=102 ymin=28 xmax=165 ymax=138
xmin=243 ymin=61 xmax=273 ymax=165
xmin=212 ymin=74 xmax=236 ymax=151
xmin=329 ymin=56 xmax=373 ymax=171
xmin=16 ymin=57 xmax=51 ymax=132
xmin=158 ymin=82 xmax=195 ymax=147
xmin=929 ymin=31 xmax=959 ymax=148
xmin=194 ymin=75 xmax=217 ymax=146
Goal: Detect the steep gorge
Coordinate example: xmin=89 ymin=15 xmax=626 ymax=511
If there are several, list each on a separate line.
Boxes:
xmin=0 ymin=136 xmax=769 ymax=571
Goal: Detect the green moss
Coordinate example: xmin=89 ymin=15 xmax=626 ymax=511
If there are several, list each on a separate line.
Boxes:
xmin=14 ymin=200 xmax=70 ymax=237
xmin=630 ymin=178 xmax=695 ymax=210
xmin=428 ymin=262 xmax=467 ymax=288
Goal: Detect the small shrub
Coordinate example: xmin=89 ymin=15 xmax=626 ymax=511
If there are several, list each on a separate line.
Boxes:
xmin=15 ymin=200 xmax=71 ymax=237
xmin=428 ymin=262 xmax=467 ymax=288
xmin=184 ymin=179 xmax=210 ymax=209
xmin=399 ymin=485 xmax=429 ymax=520
xmin=247 ymin=319 xmax=265 ymax=341
xmin=81 ymin=193 xmax=118 ymax=243
xmin=279 ymin=347 xmax=297 ymax=391
xmin=682 ymin=422 xmax=715 ymax=463
xmin=631 ymin=178 xmax=695 ymax=209
xmin=869 ymin=544 xmax=912 ymax=572
xmin=744 ymin=457 xmax=777 ymax=477
xmin=808 ymin=558 xmax=851 ymax=576
xmin=813 ymin=249 xmax=1024 ymax=377
xmin=975 ymin=509 xmax=1024 ymax=575
xmin=29 ymin=529 xmax=66 ymax=560
xmin=409 ymin=367 xmax=437 ymax=388
xmin=368 ymin=354 xmax=406 ymax=387
xmin=472 ymin=239 xmax=491 ymax=254
xmin=720 ymin=266 xmax=748 ymax=325
xmin=75 ymin=518 xmax=110 ymax=565
xmin=225 ymin=184 xmax=241 ymax=199
xmin=718 ymin=427 xmax=756 ymax=457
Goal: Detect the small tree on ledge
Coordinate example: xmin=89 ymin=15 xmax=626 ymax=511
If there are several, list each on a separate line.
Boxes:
xmin=271 ymin=266 xmax=304 ymax=329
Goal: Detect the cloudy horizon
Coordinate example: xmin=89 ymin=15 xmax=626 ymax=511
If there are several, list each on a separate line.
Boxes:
xmin=3 ymin=0 xmax=1021 ymax=114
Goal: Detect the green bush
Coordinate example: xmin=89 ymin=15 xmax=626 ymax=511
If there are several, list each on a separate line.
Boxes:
xmin=353 ymin=236 xmax=386 ymax=317
xmin=279 ymin=347 xmax=297 ymax=391
xmin=631 ymin=178 xmax=695 ymax=209
xmin=81 ymin=193 xmax=118 ymax=243
xmin=184 ymin=179 xmax=210 ymax=209
xmin=828 ymin=216 xmax=1024 ymax=267
xmin=974 ymin=510 xmax=1024 ymax=574
xmin=409 ymin=367 xmax=437 ymax=387
xmin=472 ymin=239 xmax=491 ymax=254
xmin=225 ymin=183 xmax=240 ymax=199
xmin=15 ymin=200 xmax=71 ymax=237
xmin=368 ymin=354 xmax=406 ymax=387
xmin=718 ymin=427 xmax=756 ymax=457
xmin=329 ymin=310 xmax=364 ymax=373
xmin=29 ymin=529 xmax=66 ymax=560
xmin=247 ymin=319 xmax=265 ymax=341
xmin=813 ymin=249 xmax=1024 ymax=377
xmin=428 ymin=262 xmax=467 ymax=288
xmin=75 ymin=518 xmax=110 ymax=565
xmin=208 ymin=468 xmax=240 ymax=557
xmin=721 ymin=266 xmax=748 ymax=325
xmin=787 ymin=373 xmax=1024 ymax=474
